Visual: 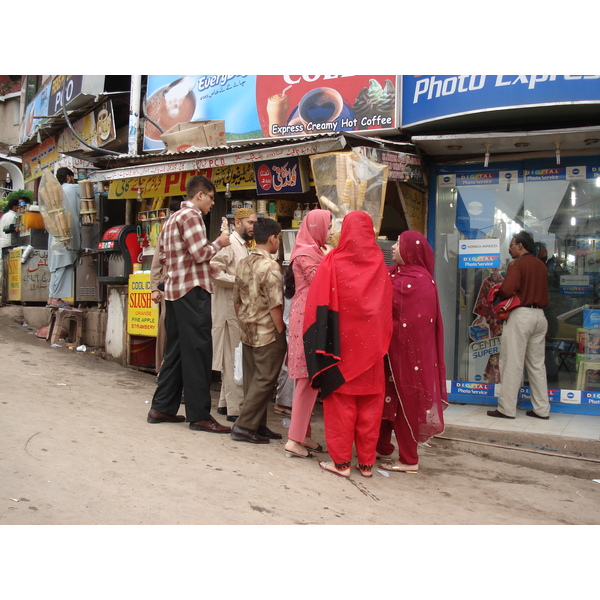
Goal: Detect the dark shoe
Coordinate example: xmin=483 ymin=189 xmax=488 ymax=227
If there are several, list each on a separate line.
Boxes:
xmin=226 ymin=415 xmax=239 ymax=422
xmin=189 ymin=415 xmax=231 ymax=434
xmin=257 ymin=425 xmax=282 ymax=440
xmin=230 ymin=424 xmax=270 ymax=444
xmin=487 ymin=409 xmax=515 ymax=419
xmin=526 ymin=410 xmax=549 ymax=420
xmin=217 ymin=407 xmax=227 ymax=415
xmin=147 ymin=409 xmax=185 ymax=424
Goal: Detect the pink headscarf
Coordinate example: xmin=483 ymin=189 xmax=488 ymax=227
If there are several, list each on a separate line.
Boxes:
xmin=289 ymin=209 xmax=331 ymax=266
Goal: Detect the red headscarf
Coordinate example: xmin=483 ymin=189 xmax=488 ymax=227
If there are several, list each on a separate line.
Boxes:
xmin=384 ymin=230 xmax=447 ymax=441
xmin=303 ymin=211 xmax=392 ymax=398
xmin=289 ymin=209 xmax=331 ymax=266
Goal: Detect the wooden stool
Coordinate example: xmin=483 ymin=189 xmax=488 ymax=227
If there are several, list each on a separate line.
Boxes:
xmin=49 ymin=308 xmax=84 ymax=346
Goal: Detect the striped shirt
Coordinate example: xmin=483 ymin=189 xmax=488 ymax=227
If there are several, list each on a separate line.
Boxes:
xmin=159 ymin=200 xmax=223 ymax=301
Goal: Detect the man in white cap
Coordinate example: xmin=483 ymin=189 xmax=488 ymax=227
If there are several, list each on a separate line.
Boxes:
xmin=210 ymin=207 xmax=258 ymax=421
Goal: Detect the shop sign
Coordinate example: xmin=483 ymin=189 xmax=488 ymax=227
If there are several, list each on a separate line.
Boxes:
xmin=127 ymin=273 xmax=158 ymax=337
xmin=450 ymin=381 xmax=496 ymax=396
xmin=7 ymin=248 xmax=22 ymax=301
xmin=560 ymin=275 xmax=590 ymax=296
xmin=355 ymin=147 xmax=423 ymax=184
xmin=254 ymin=157 xmax=308 ymax=195
xmin=519 ymin=386 xmax=580 ymax=404
xmin=582 ymin=391 xmax=600 ymax=405
xmin=401 ymin=75 xmax=600 ymax=128
xmin=22 ymin=137 xmax=59 ymax=183
xmin=57 ymin=100 xmax=117 ymax=153
xmin=108 ymin=163 xmax=256 ymax=199
xmin=143 ymin=75 xmax=398 ymax=151
xmin=49 ymin=76 xmax=105 ymax=115
xmin=458 ymin=239 xmax=500 ymax=269
xmin=20 ymin=76 xmax=105 ymax=143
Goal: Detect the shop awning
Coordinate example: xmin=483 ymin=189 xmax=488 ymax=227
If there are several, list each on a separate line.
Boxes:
xmin=411 ymin=125 xmax=600 ymax=161
xmin=88 ymin=135 xmax=351 ymax=182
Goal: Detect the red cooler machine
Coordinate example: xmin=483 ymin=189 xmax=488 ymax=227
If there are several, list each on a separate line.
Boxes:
xmin=97 ymin=225 xmax=142 ymax=285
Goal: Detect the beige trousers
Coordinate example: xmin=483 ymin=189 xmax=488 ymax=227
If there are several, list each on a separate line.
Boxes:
xmin=498 ymin=307 xmax=550 ymax=418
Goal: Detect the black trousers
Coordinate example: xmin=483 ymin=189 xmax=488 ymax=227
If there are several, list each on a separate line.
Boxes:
xmin=151 ymin=286 xmax=213 ymax=423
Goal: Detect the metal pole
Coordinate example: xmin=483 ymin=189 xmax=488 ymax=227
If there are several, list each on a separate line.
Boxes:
xmin=128 ymin=75 xmax=142 ymax=156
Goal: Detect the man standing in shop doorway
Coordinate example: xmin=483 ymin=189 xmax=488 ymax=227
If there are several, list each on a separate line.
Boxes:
xmin=147 ymin=175 xmax=232 ymax=434
xmin=210 ymin=207 xmax=258 ymax=422
xmin=488 ymin=231 xmax=551 ymax=420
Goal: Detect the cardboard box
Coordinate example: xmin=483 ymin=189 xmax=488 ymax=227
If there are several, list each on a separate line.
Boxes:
xmin=160 ymin=120 xmax=225 ymax=153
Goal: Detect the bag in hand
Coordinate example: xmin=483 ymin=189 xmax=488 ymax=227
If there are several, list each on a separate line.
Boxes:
xmin=486 ymin=282 xmax=521 ymax=321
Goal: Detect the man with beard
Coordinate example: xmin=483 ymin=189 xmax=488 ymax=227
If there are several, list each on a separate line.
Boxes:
xmin=210 ymin=207 xmax=258 ymax=422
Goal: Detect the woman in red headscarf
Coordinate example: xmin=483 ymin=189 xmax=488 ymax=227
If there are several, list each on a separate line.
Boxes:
xmin=377 ymin=230 xmax=448 ymax=472
xmin=283 ymin=209 xmax=332 ymax=459
xmin=303 ymin=211 xmax=393 ymax=477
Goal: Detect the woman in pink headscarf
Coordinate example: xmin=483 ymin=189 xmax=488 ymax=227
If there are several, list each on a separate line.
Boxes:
xmin=283 ymin=209 xmax=333 ymax=459
xmin=377 ymin=230 xmax=448 ymax=472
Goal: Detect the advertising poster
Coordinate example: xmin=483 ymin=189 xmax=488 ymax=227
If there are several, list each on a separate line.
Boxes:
xmin=468 ymin=267 xmax=505 ymax=383
xmin=22 ymin=137 xmax=59 ymax=183
xmin=127 ymin=273 xmax=158 ymax=337
xmin=143 ymin=75 xmax=397 ymax=152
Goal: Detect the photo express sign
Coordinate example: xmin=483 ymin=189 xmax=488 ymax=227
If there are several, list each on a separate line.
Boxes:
xmin=458 ymin=239 xmax=501 ymax=269
xmin=401 ymin=75 xmax=600 ymax=127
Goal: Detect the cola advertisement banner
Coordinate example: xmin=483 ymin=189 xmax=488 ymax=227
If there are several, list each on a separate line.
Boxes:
xmin=143 ymin=75 xmax=398 ymax=152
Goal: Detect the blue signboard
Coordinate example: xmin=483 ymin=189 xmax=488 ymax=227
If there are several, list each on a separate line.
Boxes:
xmin=401 ymin=75 xmax=600 ymax=128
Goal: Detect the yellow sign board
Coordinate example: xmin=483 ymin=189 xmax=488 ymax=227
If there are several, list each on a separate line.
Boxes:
xmin=7 ymin=248 xmax=22 ymax=301
xmin=108 ymin=163 xmax=256 ymax=199
xmin=127 ymin=272 xmax=159 ymax=337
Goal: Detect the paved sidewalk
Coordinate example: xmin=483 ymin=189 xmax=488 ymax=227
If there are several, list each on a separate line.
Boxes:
xmin=441 ymin=403 xmax=600 ymax=459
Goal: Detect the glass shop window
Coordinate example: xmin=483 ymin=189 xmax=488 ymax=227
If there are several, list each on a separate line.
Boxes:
xmin=435 ymin=159 xmax=600 ymax=393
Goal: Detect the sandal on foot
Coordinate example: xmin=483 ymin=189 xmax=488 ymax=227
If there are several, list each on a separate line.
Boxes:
xmin=285 ymin=448 xmax=314 ymax=459
xmin=319 ymin=461 xmax=350 ymax=478
xmin=303 ymin=442 xmax=326 ymax=453
xmin=274 ymin=405 xmax=292 ymax=416
xmin=355 ymin=463 xmax=373 ymax=477
xmin=379 ymin=461 xmax=419 ymax=473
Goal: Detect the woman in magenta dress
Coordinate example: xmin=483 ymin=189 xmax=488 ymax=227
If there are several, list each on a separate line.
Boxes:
xmin=377 ymin=230 xmax=448 ymax=472
xmin=283 ymin=209 xmax=332 ymax=459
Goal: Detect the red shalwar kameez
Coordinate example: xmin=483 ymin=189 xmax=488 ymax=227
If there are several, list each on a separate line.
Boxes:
xmin=303 ymin=211 xmax=392 ymax=474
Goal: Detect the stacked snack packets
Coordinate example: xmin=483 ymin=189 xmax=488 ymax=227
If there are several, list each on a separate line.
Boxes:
xmin=309 ymin=150 xmax=388 ymax=238
xmin=38 ymin=170 xmax=72 ymax=244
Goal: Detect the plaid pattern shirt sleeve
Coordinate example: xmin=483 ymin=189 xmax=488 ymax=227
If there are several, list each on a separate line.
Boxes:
xmin=163 ymin=201 xmax=223 ymax=301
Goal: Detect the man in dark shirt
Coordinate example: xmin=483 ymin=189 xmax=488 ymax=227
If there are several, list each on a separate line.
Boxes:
xmin=488 ymin=231 xmax=551 ymax=420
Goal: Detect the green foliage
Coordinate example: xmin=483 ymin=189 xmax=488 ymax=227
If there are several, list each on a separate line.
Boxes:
xmin=1 ymin=189 xmax=34 ymax=212
xmin=6 ymin=189 xmax=34 ymax=203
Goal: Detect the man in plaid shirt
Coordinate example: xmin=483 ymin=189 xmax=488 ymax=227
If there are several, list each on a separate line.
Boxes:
xmin=147 ymin=175 xmax=232 ymax=434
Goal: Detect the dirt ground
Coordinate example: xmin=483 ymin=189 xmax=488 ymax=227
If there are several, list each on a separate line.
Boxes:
xmin=1 ymin=307 xmax=599 ymax=529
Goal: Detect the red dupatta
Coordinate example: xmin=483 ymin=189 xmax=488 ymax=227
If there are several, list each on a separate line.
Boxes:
xmin=303 ymin=211 xmax=392 ymax=398
xmin=384 ymin=230 xmax=447 ymax=442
